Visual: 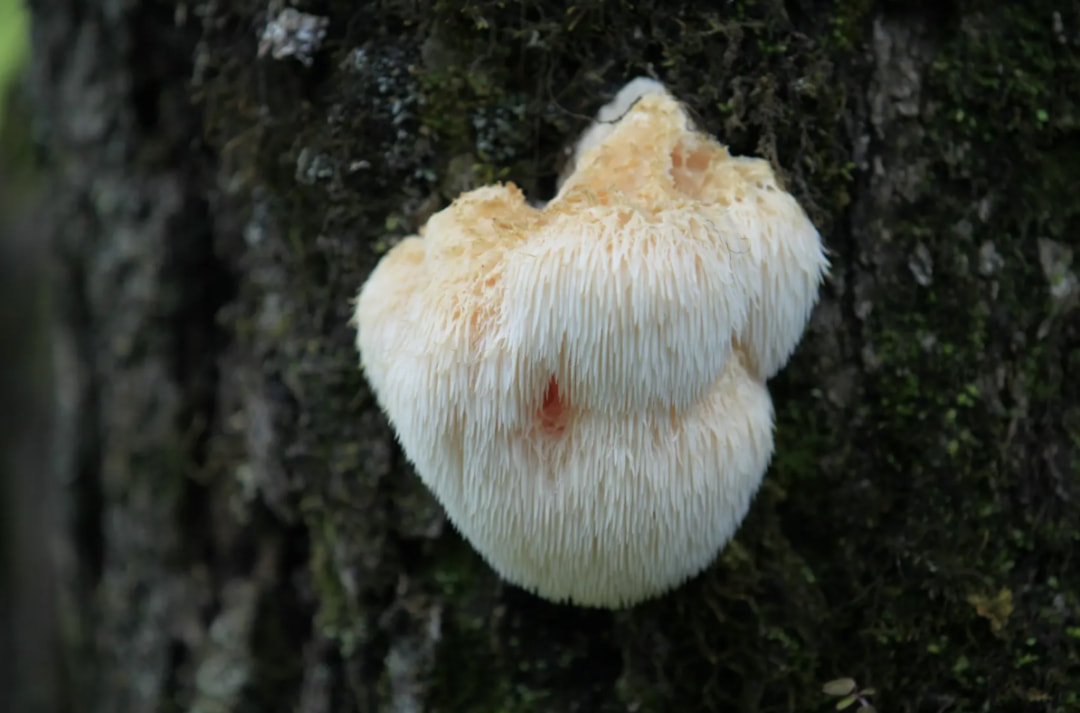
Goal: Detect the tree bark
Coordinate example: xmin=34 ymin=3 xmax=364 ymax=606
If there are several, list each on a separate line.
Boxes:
xmin=22 ymin=1 xmax=1080 ymax=712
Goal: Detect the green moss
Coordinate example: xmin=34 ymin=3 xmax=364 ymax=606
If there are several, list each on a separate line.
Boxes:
xmin=764 ymin=2 xmax=1080 ymax=710
xmin=304 ymin=496 xmax=369 ymax=655
xmin=826 ymin=0 xmax=875 ymax=51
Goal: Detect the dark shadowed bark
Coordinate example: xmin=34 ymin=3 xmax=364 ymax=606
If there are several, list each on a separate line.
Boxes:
xmin=18 ymin=1 xmax=1079 ymax=712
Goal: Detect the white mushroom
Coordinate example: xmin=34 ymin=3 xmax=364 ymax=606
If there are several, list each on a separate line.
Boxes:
xmin=354 ymin=79 xmax=828 ymax=608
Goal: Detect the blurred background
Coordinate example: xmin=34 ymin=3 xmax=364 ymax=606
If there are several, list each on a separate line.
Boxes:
xmin=1 ymin=2 xmax=57 ymax=713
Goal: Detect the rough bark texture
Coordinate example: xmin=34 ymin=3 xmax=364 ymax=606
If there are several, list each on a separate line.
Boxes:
xmin=23 ymin=0 xmax=1080 ymax=712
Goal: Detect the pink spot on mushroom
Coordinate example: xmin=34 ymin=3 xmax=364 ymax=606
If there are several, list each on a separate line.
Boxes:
xmin=669 ymin=143 xmax=713 ymax=198
xmin=538 ymin=376 xmax=568 ymax=436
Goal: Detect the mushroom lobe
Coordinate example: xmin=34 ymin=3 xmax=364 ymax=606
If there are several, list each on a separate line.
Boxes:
xmin=354 ymin=80 xmax=828 ymax=608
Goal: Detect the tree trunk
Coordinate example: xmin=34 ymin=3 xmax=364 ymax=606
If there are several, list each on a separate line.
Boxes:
xmin=22 ymin=1 xmax=1079 ymax=712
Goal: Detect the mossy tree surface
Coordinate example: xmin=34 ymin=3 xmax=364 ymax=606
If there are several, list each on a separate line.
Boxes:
xmin=33 ymin=0 xmax=1079 ymax=712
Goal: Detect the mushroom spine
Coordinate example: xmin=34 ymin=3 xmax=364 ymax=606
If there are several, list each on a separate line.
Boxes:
xmin=353 ymin=78 xmax=828 ymax=608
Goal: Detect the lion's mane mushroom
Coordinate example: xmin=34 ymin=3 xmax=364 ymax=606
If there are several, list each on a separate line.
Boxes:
xmin=354 ymin=79 xmax=828 ymax=608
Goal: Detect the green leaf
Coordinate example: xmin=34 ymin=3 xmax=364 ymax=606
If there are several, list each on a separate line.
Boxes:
xmin=836 ymin=695 xmax=858 ymax=710
xmin=822 ymin=678 xmax=857 ymax=697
